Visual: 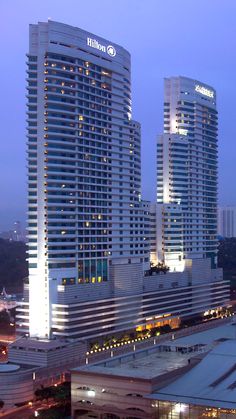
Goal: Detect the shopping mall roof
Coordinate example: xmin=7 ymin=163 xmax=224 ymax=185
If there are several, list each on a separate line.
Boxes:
xmin=81 ymin=348 xmax=193 ymax=380
xmin=150 ymin=340 xmax=236 ymax=409
xmin=73 ymin=322 xmax=236 ymax=383
xmin=169 ymin=322 xmax=236 ymax=347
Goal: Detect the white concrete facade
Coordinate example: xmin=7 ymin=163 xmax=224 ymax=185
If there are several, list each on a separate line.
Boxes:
xmin=16 ymin=27 xmax=230 ymax=346
xmin=23 ymin=21 xmax=149 ymax=339
xmin=156 ymin=76 xmax=218 ymax=271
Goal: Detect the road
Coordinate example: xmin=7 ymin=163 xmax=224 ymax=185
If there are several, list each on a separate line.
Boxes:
xmin=0 ymin=401 xmax=54 ymax=419
xmin=0 ymin=405 xmax=34 ymax=418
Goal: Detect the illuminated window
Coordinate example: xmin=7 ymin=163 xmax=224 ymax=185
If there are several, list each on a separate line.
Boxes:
xmin=62 ymin=277 xmax=75 ymax=285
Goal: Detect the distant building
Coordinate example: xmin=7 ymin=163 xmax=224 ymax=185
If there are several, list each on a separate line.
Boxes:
xmin=13 ymin=221 xmax=25 ymax=242
xmin=218 ymin=206 xmax=236 ymax=238
xmin=0 ymin=221 xmax=25 ymax=242
xmin=0 ymin=230 xmax=15 ymax=241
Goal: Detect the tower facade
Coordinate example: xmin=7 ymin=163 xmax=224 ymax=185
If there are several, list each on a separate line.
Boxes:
xmin=156 ymin=76 xmax=218 ymax=271
xmin=24 ymin=21 xmax=148 ymax=339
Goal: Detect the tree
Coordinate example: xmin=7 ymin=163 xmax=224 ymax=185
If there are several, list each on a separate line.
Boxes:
xmin=0 ymin=400 xmax=4 ymax=409
xmin=0 ymin=238 xmax=27 ymax=293
xmin=35 ymin=386 xmax=53 ymax=403
xmin=51 ymin=382 xmax=70 ymax=407
xmin=160 ymin=324 xmax=172 ymax=334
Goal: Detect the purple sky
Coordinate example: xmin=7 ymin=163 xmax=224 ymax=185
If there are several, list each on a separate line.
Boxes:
xmin=1 ymin=0 xmax=236 ymax=230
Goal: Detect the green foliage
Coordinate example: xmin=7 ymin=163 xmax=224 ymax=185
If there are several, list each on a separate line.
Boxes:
xmin=0 ymin=239 xmax=27 ymax=292
xmin=159 ymin=324 xmax=172 ymax=334
xmin=35 ymin=386 xmax=54 ymax=402
xmin=30 ymin=403 xmax=70 ymax=419
xmin=218 ymin=238 xmax=236 ymax=287
xmin=90 ymin=341 xmax=100 ymax=350
xmin=147 ymin=262 xmax=170 ymax=276
xmin=35 ymin=382 xmax=70 ymax=404
xmin=53 ymin=382 xmax=70 ymax=404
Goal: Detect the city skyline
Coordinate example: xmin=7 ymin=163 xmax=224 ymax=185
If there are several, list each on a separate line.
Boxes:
xmin=1 ymin=0 xmax=236 ymax=230
xmin=0 ymin=11 xmax=232 ymax=412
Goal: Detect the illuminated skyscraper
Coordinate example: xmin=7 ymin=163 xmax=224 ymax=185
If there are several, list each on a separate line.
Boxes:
xmin=156 ymin=76 xmax=218 ymax=271
xmin=20 ymin=21 xmax=149 ymax=339
xmin=16 ymin=27 xmax=229 ymax=347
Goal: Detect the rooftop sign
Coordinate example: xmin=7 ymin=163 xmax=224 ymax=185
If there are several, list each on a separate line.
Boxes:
xmin=195 ymin=84 xmax=214 ymax=98
xmin=87 ymin=38 xmax=116 ymax=57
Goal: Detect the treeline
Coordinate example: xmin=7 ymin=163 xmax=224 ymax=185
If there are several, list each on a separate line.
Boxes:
xmin=0 ymin=239 xmax=27 ymax=293
xmin=0 ymin=237 xmax=236 ymax=294
xmin=218 ymin=238 xmax=236 ymax=288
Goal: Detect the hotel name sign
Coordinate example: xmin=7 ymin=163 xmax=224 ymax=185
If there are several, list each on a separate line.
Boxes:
xmin=87 ymin=37 xmax=116 ymax=57
xmin=195 ymin=84 xmax=214 ymax=98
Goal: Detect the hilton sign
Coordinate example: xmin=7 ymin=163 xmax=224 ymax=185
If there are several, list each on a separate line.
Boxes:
xmin=87 ymin=37 xmax=116 ymax=57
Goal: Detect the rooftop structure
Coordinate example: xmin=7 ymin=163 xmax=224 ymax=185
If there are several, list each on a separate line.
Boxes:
xmin=151 ymin=340 xmax=236 ymax=410
xmin=71 ymin=320 xmax=236 ymax=418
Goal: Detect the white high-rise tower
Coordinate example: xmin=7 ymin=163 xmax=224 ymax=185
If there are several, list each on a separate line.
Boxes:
xmin=21 ymin=21 xmax=149 ymax=339
xmin=156 ymin=76 xmax=218 ymax=272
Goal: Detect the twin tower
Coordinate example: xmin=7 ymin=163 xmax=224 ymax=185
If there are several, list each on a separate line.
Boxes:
xmin=19 ymin=21 xmax=228 ymax=341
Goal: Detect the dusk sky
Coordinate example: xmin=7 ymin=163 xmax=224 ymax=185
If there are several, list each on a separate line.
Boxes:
xmin=1 ymin=0 xmax=236 ymax=230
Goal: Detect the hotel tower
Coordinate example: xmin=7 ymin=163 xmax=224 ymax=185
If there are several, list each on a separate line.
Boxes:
xmin=155 ymin=76 xmax=219 ymax=272
xmin=4 ymin=28 xmax=231 ymax=410
xmin=20 ymin=21 xmax=149 ymax=340
xmin=16 ymin=25 xmax=229 ymax=346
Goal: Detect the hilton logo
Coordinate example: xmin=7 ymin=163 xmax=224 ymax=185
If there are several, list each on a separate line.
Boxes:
xmin=87 ymin=37 xmax=116 ymax=57
xmin=106 ymin=45 xmax=116 ymax=57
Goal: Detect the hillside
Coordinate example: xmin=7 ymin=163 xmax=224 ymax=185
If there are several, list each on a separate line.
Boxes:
xmin=0 ymin=238 xmax=235 ymax=295
xmin=0 ymin=239 xmax=27 ymax=293
xmin=218 ymin=238 xmax=236 ymax=289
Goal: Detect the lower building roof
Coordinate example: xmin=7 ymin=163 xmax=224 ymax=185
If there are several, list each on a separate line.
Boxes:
xmin=150 ymin=340 xmax=236 ymax=409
